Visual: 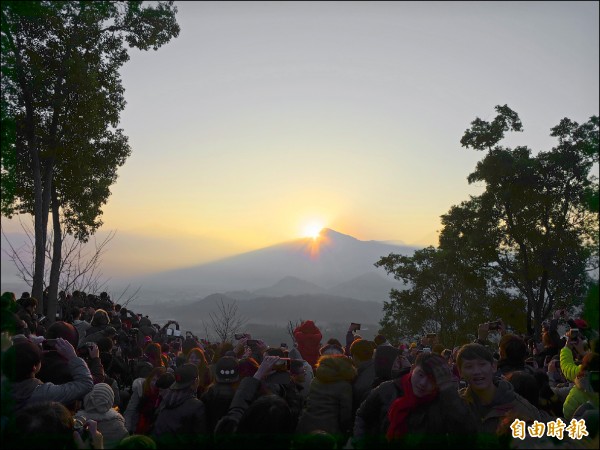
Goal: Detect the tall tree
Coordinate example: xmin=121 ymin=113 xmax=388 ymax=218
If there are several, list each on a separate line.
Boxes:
xmin=440 ymin=105 xmax=598 ymax=335
xmin=1 ymin=1 xmax=180 ymax=315
xmin=375 ymin=246 xmax=521 ymax=347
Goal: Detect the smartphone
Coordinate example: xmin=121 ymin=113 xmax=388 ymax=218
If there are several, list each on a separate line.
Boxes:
xmin=569 ymin=328 xmax=579 ymax=340
xmin=422 ymin=347 xmax=431 ymax=353
xmin=281 ymin=342 xmax=288 ymax=348
xmin=351 ymin=322 xmax=361 ymax=331
xmin=276 ymin=358 xmax=291 ymax=370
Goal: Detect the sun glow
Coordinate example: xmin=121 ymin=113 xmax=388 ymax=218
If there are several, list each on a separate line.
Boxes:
xmin=302 ymin=222 xmax=324 ymax=239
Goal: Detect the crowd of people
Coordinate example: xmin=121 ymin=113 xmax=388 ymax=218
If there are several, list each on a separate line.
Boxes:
xmin=1 ymin=289 xmax=598 ymax=449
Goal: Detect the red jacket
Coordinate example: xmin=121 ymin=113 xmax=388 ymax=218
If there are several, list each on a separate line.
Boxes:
xmin=294 ymin=320 xmax=322 ymax=368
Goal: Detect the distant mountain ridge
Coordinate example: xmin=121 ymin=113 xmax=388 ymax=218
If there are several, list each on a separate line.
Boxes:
xmin=131 ymin=228 xmax=416 ymax=303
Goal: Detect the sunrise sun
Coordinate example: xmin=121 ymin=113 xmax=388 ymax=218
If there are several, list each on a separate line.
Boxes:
xmin=302 ymin=222 xmax=324 ymax=239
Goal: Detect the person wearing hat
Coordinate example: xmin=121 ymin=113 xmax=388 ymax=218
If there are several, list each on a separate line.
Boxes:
xmin=152 ymin=363 xmax=208 ymax=448
xmin=201 ymin=356 xmax=240 ymax=433
xmin=76 ymin=382 xmax=128 ymax=449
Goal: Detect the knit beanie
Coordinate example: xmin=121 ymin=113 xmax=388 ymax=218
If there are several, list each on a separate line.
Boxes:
xmin=350 ymin=339 xmax=375 ymax=364
xmin=84 ymin=383 xmax=114 ymax=413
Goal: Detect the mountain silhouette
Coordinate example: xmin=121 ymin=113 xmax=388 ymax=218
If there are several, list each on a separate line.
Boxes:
xmin=131 ymin=228 xmax=416 ymax=303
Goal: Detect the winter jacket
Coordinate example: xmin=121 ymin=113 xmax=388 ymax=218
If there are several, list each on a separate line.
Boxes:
xmin=201 ymin=383 xmax=236 ymax=433
xmin=560 ymin=346 xmax=582 ymax=382
xmin=152 ymin=388 xmax=208 ymax=449
xmin=460 ymin=379 xmax=542 ymax=438
xmin=10 ymin=356 xmax=93 ymax=412
xmin=293 ymin=321 xmax=322 ymax=368
xmin=295 ymin=355 xmax=356 ymax=437
xmin=75 ymin=408 xmax=128 ymax=449
xmin=353 ymin=378 xmax=403 ymax=448
xmin=353 ymin=359 xmax=376 ymax=414
xmin=73 ymin=319 xmax=91 ymax=346
xmin=563 ymin=374 xmax=599 ymax=421
xmin=123 ymin=377 xmax=144 ymax=433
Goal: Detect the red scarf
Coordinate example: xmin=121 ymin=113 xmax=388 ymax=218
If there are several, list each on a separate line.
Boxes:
xmin=386 ymin=372 xmax=437 ymax=441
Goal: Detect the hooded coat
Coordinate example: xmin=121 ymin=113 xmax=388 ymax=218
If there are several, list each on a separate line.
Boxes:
xmin=460 ymin=378 xmax=542 ymax=441
xmin=293 ymin=321 xmax=322 ymax=369
xmin=295 ymin=355 xmax=357 ymax=437
xmin=75 ymin=408 xmax=128 ymax=449
xmin=152 ymin=388 xmax=208 ymax=449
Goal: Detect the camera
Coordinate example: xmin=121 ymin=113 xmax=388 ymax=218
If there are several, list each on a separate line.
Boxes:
xmin=42 ymin=339 xmax=57 ymax=351
xmin=351 ymin=322 xmax=361 ymax=331
xmin=280 ymin=342 xmax=288 ymax=348
xmin=73 ymin=415 xmax=90 ymax=440
xmin=234 ymin=333 xmax=246 ymax=340
xmin=488 ymin=320 xmax=502 ymax=331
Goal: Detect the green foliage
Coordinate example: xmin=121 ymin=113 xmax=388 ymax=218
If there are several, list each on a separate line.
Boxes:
xmin=442 ymin=106 xmax=598 ymax=335
xmin=378 ymin=105 xmax=598 ymax=339
xmin=1 ymin=0 xmax=180 ymax=310
xmin=375 ymin=247 xmax=492 ymax=347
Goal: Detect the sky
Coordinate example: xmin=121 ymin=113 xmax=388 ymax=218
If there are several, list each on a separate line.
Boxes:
xmin=1 ymin=1 xmax=599 ymax=283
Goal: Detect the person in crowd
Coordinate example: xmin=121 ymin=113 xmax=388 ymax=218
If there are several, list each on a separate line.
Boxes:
xmin=152 ymin=363 xmax=208 ymax=449
xmin=82 ymin=325 xmax=118 ymax=346
xmin=86 ymin=309 xmax=111 ymax=336
xmin=16 ymin=296 xmax=38 ymax=336
xmin=201 ymin=356 xmax=240 ymax=433
xmin=319 ymin=342 xmax=345 ymax=356
xmin=75 ymin=382 xmax=128 ymax=449
xmin=3 ymin=338 xmax=93 ymax=413
xmin=71 ymin=307 xmax=92 ymax=346
xmin=4 ymin=401 xmax=103 ymax=450
xmin=350 ymin=339 xmax=376 ymax=414
xmin=38 ymin=321 xmax=106 ymax=394
xmin=560 ymin=326 xmax=590 ymax=382
xmin=504 ymin=371 xmax=555 ymax=421
xmin=384 ymin=353 xmax=477 ymax=449
xmin=496 ymin=333 xmax=531 ymax=377
xmin=295 ymin=354 xmax=357 ymax=446
xmin=186 ymin=347 xmax=212 ymax=395
xmin=123 ymin=366 xmax=166 ymax=435
xmin=563 ymin=352 xmax=599 ymax=421
xmin=289 ymin=346 xmax=314 ymax=397
xmin=214 ymin=355 xmax=293 ymax=450
xmin=293 ymin=320 xmax=322 ymax=369
xmin=353 ymin=354 xmax=412 ymax=449
xmin=372 ymin=344 xmax=400 ymax=389
xmin=456 ymin=343 xmax=542 ymax=448
xmin=142 ymin=342 xmax=168 ymax=369
xmin=534 ymin=311 xmax=564 ymax=367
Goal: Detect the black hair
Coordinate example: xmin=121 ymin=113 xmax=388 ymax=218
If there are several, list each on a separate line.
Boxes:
xmin=6 ymin=401 xmax=76 ymax=449
xmin=499 ymin=334 xmax=528 ymax=363
xmin=3 ymin=340 xmax=42 ymax=382
xmin=456 ymin=343 xmax=495 ymax=369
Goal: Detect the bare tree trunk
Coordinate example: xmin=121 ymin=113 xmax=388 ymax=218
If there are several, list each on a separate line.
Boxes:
xmin=48 ymin=184 xmax=61 ymax=324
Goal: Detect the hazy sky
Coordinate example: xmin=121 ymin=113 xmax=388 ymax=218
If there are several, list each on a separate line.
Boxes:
xmin=1 ymin=1 xmax=599 ymax=281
